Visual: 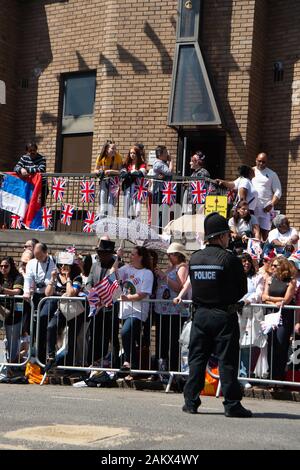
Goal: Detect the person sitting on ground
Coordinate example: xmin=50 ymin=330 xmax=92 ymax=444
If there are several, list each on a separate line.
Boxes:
xmin=264 ymin=214 xmax=299 ymax=258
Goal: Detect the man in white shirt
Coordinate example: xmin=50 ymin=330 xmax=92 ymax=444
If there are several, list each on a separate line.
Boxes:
xmin=252 ymin=152 xmax=282 ymax=240
xmin=23 ymin=242 xmax=56 ymax=303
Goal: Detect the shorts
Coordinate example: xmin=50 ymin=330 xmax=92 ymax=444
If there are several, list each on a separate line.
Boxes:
xmin=254 ymin=205 xmax=272 ymax=231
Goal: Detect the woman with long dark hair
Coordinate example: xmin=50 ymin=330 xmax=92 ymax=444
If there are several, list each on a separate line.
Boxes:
xmin=0 ymin=257 xmax=24 ymax=363
xmin=111 ymin=246 xmax=153 ymax=377
xmin=229 ymin=201 xmax=260 ymax=251
xmin=217 ymin=165 xmax=258 ymax=213
xmin=121 ymin=146 xmax=147 ymax=219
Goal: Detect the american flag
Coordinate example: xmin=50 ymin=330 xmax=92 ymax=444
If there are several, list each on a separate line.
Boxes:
xmin=42 ymin=207 xmax=52 ymax=229
xmin=83 ymin=211 xmax=95 ymax=233
xmin=52 ymin=177 xmax=66 ymax=202
xmin=11 ymin=214 xmax=22 ymax=229
xmin=109 ymin=177 xmax=120 ymax=199
xmin=162 ymin=181 xmax=177 ymax=205
xmin=133 ymin=178 xmax=149 ymax=202
xmin=227 ymin=189 xmax=237 ymax=204
xmin=191 ymin=180 xmax=207 ymax=204
xmin=61 ymin=203 xmax=74 ymax=226
xmin=80 ymin=180 xmax=95 ymax=203
xmin=247 ymin=239 xmax=262 ymax=260
xmin=92 ymin=272 xmax=120 ymax=310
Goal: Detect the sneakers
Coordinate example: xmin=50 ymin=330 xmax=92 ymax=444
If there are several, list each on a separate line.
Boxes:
xmin=225 ymin=405 xmax=253 ymax=418
xmin=182 ymin=404 xmax=198 ymax=415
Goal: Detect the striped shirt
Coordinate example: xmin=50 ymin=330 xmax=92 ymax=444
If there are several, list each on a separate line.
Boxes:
xmin=14 ymin=153 xmax=46 ymax=174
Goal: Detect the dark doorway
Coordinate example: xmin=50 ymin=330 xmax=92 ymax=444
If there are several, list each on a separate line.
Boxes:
xmin=177 ymin=130 xmax=225 ymax=179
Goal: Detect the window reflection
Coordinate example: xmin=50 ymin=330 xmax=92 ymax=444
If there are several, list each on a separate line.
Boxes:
xmin=64 ymin=74 xmax=96 ymax=117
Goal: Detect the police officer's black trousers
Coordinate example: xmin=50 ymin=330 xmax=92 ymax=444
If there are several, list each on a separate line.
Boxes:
xmin=184 ymin=307 xmax=242 ymax=412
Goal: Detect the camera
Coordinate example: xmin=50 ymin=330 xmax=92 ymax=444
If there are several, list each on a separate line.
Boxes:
xmin=36 ymin=281 xmax=46 ymax=289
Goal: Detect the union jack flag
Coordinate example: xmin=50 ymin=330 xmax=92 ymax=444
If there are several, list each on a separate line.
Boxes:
xmin=66 ymin=245 xmax=76 ymax=254
xmin=83 ymin=211 xmax=95 ymax=233
xmin=208 ymin=182 xmax=216 ymax=194
xmin=133 ymin=178 xmax=149 ymax=202
xmin=80 ymin=180 xmax=95 ymax=203
xmin=162 ymin=181 xmax=177 ymax=205
xmin=227 ymin=189 xmax=237 ymax=204
xmin=42 ymin=207 xmax=52 ymax=229
xmin=191 ymin=180 xmax=207 ymax=204
xmin=109 ymin=177 xmax=120 ymax=198
xmin=52 ymin=177 xmax=66 ymax=202
xmin=11 ymin=214 xmax=22 ymax=230
xmin=61 ymin=203 xmax=74 ymax=226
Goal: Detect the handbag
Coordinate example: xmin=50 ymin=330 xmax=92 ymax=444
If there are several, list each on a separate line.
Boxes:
xmin=59 ymin=295 xmax=85 ymax=321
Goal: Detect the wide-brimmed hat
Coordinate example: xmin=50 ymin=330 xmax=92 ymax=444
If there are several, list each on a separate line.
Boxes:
xmin=167 ymin=242 xmax=186 ymax=257
xmin=95 ymin=239 xmax=116 ymax=253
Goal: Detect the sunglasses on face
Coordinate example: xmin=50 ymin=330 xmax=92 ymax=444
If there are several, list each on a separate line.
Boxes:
xmin=0 ymin=265 xmax=9 ymax=269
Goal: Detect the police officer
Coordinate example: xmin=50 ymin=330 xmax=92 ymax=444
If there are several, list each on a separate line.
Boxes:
xmin=183 ymin=212 xmax=252 ymax=417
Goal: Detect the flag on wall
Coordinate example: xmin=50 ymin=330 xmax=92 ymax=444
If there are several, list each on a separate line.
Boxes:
xmin=109 ymin=177 xmax=120 ymax=198
xmin=52 ymin=177 xmax=66 ymax=202
xmin=42 ymin=207 xmax=52 ymax=230
xmin=10 ymin=214 xmax=22 ymax=230
xmin=133 ymin=178 xmax=149 ymax=202
xmin=83 ymin=211 xmax=95 ymax=233
xmin=61 ymin=203 xmax=74 ymax=226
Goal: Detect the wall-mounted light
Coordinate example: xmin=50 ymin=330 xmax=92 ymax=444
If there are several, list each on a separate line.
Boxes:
xmin=274 ymin=61 xmax=284 ymax=82
xmin=185 ymin=0 xmax=193 ymax=10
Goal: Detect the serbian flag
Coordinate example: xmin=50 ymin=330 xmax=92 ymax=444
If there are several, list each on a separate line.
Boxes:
xmin=0 ymin=172 xmax=43 ymax=230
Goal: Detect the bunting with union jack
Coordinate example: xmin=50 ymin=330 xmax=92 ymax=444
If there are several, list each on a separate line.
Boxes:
xmin=133 ymin=178 xmax=149 ymax=202
xmin=61 ymin=203 xmax=75 ymax=226
xmin=162 ymin=181 xmax=177 ymax=205
xmin=52 ymin=177 xmax=66 ymax=202
xmin=42 ymin=207 xmax=52 ymax=229
xmin=191 ymin=180 xmax=207 ymax=204
xmin=109 ymin=177 xmax=120 ymax=199
xmin=83 ymin=211 xmax=95 ymax=233
xmin=80 ymin=180 xmax=95 ymax=203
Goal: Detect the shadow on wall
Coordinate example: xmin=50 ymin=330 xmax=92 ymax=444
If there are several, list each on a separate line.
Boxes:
xmin=201 ymin=0 xmax=245 ymax=162
xmin=116 ymin=44 xmax=149 ymax=75
xmin=144 ymin=21 xmax=173 ymax=75
xmin=260 ymin=2 xmax=300 ymax=214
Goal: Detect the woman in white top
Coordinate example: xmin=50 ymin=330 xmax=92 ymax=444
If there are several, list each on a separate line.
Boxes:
xmin=217 ymin=165 xmax=258 ymax=213
xmin=111 ymin=246 xmax=153 ymax=373
xmin=229 ymin=201 xmax=260 ymax=251
xmin=238 ymin=253 xmax=265 ymax=385
xmin=154 ymin=243 xmax=189 ymax=372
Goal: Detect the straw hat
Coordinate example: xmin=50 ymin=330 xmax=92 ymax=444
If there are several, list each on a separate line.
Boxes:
xmin=167 ymin=242 xmax=186 ymax=257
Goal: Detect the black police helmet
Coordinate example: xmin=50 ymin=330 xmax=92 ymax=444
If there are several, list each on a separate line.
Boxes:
xmin=204 ymin=212 xmax=230 ymax=241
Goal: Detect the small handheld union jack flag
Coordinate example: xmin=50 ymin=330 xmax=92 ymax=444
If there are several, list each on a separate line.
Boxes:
xmin=109 ymin=177 xmax=120 ymax=199
xmin=133 ymin=178 xmax=149 ymax=202
xmin=208 ymin=182 xmax=216 ymax=194
xmin=227 ymin=189 xmax=237 ymax=204
xmin=83 ymin=211 xmax=95 ymax=233
xmin=80 ymin=180 xmax=95 ymax=203
xmin=162 ymin=181 xmax=177 ymax=205
xmin=42 ymin=207 xmax=52 ymax=229
xmin=11 ymin=214 xmax=22 ymax=230
xmin=191 ymin=180 xmax=207 ymax=204
xmin=61 ymin=203 xmax=75 ymax=226
xmin=52 ymin=177 xmax=66 ymax=202
xmin=66 ymin=245 xmax=76 ymax=254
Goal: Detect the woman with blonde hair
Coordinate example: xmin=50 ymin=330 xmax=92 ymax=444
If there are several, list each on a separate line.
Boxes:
xmin=262 ymin=256 xmax=297 ymax=381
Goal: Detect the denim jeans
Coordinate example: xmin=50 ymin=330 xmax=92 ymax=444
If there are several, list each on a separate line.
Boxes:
xmin=121 ymin=317 xmax=143 ymax=369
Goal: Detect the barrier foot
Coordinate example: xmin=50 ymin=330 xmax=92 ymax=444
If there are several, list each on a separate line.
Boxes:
xmin=165 ymin=373 xmax=174 ymax=393
xmin=40 ymin=372 xmax=48 ymax=386
xmin=215 ymin=379 xmax=222 ymax=398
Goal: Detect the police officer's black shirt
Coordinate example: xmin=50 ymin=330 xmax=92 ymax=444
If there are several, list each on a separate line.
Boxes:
xmin=189 ymin=244 xmax=247 ymax=307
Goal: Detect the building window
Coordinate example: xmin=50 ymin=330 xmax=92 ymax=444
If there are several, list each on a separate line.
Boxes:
xmin=64 ymin=74 xmax=96 ymax=117
xmin=62 ymin=72 xmax=96 ymax=135
xmin=178 ymin=0 xmax=200 ymax=40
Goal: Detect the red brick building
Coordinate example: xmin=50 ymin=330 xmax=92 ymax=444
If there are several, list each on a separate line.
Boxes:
xmin=0 ymin=0 xmax=300 ymax=240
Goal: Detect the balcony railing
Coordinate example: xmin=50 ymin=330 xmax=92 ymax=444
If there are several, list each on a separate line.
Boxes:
xmin=0 ymin=172 xmax=228 ymax=235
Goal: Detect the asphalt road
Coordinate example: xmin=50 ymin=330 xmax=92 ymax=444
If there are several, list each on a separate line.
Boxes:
xmin=0 ymin=385 xmax=299 ymax=450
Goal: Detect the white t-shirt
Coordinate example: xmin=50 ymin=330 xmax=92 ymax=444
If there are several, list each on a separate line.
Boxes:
xmin=268 ymin=227 xmax=299 ymax=250
xmin=228 ymin=215 xmax=258 ymax=236
xmin=118 ymin=265 xmax=154 ymax=321
xmin=234 ymin=177 xmax=258 ymax=211
xmin=252 ymin=167 xmax=282 ymax=207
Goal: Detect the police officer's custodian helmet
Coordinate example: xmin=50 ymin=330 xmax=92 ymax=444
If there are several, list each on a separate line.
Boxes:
xmin=204 ymin=212 xmax=230 ymax=241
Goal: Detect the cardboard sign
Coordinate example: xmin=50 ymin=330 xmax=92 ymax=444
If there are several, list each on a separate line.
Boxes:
xmin=55 ymin=252 xmax=75 ymax=265
xmin=205 ymin=195 xmax=228 ymax=218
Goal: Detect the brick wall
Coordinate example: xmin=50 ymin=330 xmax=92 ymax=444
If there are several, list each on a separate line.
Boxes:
xmin=0 ymin=0 xmax=19 ymax=171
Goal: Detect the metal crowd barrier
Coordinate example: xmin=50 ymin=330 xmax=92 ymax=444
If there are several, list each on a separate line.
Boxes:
xmin=0 ymin=295 xmax=34 ymax=371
